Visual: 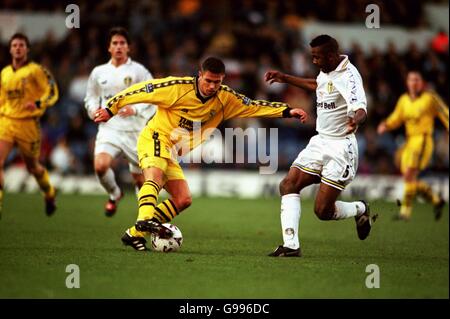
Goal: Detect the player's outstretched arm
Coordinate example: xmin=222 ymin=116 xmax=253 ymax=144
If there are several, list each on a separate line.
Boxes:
xmin=264 ymin=70 xmax=317 ymax=92
xmin=222 ymin=86 xmax=308 ymax=123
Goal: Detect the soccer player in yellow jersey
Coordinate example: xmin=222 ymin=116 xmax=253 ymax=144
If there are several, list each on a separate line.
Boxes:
xmin=0 ymin=33 xmax=59 ymax=217
xmin=95 ymin=57 xmax=308 ymax=251
xmin=377 ymin=70 xmax=449 ymax=221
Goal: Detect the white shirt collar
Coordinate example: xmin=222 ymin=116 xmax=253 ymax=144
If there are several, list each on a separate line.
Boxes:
xmin=108 ymin=57 xmax=132 ymax=66
xmin=334 ymin=55 xmax=349 ymax=72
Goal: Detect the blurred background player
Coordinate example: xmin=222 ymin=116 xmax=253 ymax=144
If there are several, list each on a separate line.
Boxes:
xmin=0 ymin=33 xmax=59 ymax=217
xmin=84 ymin=27 xmax=156 ymax=217
xmin=265 ymin=35 xmax=375 ymax=257
xmin=377 ymin=70 xmax=449 ymax=221
xmin=94 ymin=57 xmax=307 ymax=251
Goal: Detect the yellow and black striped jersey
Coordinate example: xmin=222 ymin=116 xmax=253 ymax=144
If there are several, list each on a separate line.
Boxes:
xmin=0 ymin=61 xmax=59 ymax=119
xmin=106 ymin=76 xmax=292 ymax=150
xmin=385 ymin=91 xmax=449 ymax=136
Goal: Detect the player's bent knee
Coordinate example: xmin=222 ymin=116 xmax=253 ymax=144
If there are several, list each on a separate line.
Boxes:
xmin=25 ymin=161 xmax=43 ymax=176
xmin=314 ymin=204 xmax=334 ymax=220
xmin=279 ymin=178 xmax=297 ymax=195
xmin=173 ymin=195 xmax=192 ymax=211
xmin=94 ymin=162 xmax=110 ymax=176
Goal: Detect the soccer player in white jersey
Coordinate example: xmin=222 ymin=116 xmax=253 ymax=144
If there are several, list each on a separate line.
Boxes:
xmin=85 ymin=27 xmax=156 ymax=216
xmin=265 ymin=35 xmax=377 ymax=257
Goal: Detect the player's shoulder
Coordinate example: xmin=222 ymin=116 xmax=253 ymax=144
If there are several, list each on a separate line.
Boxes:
xmin=90 ymin=62 xmax=110 ymax=74
xmin=28 ymin=62 xmax=54 ymax=76
xmin=422 ymin=90 xmax=439 ymax=100
xmin=0 ymin=64 xmax=12 ymax=75
xmin=152 ymin=76 xmax=194 ymax=85
xmin=423 ymin=90 xmax=447 ymax=106
xmin=397 ymin=92 xmax=409 ymax=103
xmin=344 ymin=60 xmax=363 ymax=79
xmin=129 ymin=59 xmax=148 ymax=71
xmin=219 ymin=84 xmax=240 ymax=95
xmin=27 ymin=61 xmax=43 ymax=71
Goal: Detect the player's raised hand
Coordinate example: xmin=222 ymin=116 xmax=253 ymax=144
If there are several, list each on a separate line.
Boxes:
xmin=290 ymin=108 xmax=308 ymax=123
xmin=118 ymin=105 xmax=136 ymax=118
xmin=94 ymin=108 xmax=112 ymax=123
xmin=264 ymin=70 xmax=285 ymax=85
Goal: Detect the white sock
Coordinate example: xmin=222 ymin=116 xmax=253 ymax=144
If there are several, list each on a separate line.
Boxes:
xmin=280 ymin=194 xmax=301 ymax=249
xmin=135 ymin=185 xmax=140 ymax=197
xmin=96 ymin=168 xmax=121 ymax=200
xmin=333 ymin=201 xmax=366 ymax=220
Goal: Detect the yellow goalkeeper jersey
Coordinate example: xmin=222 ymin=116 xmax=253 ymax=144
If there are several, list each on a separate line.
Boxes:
xmin=385 ymin=91 xmax=449 ymax=136
xmin=0 ymin=61 xmax=59 ymax=119
xmin=106 ymin=76 xmax=292 ymax=152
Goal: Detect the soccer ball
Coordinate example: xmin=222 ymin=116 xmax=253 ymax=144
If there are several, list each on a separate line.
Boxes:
xmin=150 ymin=223 xmax=183 ymax=252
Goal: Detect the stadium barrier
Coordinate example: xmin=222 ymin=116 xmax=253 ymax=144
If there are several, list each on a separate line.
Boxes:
xmin=4 ymin=166 xmax=448 ymax=202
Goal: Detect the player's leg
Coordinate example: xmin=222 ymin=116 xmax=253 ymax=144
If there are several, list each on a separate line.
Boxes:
xmin=416 ymin=178 xmax=445 ymax=220
xmin=122 ymin=165 xmax=166 ymax=251
xmin=0 ymin=139 xmax=14 ymax=217
xmin=414 ymin=137 xmax=445 ymax=220
xmin=269 ymin=136 xmax=322 ymax=257
xmin=135 ymin=159 xmax=190 ymax=225
xmin=16 ymin=117 xmax=56 ymax=216
xmin=398 ymin=168 xmax=419 ymax=220
xmin=151 ymin=179 xmax=192 ymax=224
xmin=314 ymin=182 xmax=373 ymax=240
xmin=318 ymin=134 xmax=375 ymax=238
xmin=22 ymin=154 xmax=56 ymax=216
xmin=122 ymin=130 xmax=174 ymax=250
xmin=273 ymin=168 xmax=319 ymax=254
xmin=94 ymin=152 xmax=123 ymax=216
xmin=94 ymin=128 xmax=131 ymax=215
xmin=397 ymin=136 xmax=430 ymax=221
xmin=123 ymin=131 xmax=145 ymax=196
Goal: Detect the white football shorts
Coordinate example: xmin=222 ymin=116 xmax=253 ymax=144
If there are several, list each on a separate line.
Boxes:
xmin=291 ymin=134 xmax=358 ymax=191
xmin=94 ymin=127 xmax=142 ymax=174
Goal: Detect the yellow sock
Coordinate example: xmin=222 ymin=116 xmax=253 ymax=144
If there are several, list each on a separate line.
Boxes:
xmin=35 ymin=169 xmax=55 ymax=198
xmin=153 ymin=199 xmax=179 ymax=223
xmin=400 ymin=181 xmax=416 ymax=218
xmin=416 ymin=180 xmax=440 ymax=205
xmin=400 ymin=205 xmax=412 ymax=219
xmin=129 ymin=226 xmax=147 ymax=238
xmin=137 ymin=180 xmax=160 ymax=221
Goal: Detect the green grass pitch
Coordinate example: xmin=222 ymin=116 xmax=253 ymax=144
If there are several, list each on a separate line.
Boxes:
xmin=0 ymin=192 xmax=448 ymax=298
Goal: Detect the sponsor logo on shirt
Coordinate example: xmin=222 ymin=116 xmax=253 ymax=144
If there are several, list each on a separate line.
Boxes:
xmin=317 ymin=102 xmax=336 ymax=110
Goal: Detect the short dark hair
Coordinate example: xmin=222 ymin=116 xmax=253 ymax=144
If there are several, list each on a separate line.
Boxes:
xmin=9 ymin=32 xmax=30 ymax=48
xmin=108 ymin=27 xmax=130 ymax=45
xmin=309 ymin=34 xmax=339 ymax=53
xmin=407 ymin=69 xmax=423 ymax=77
xmin=201 ymin=57 xmax=225 ymax=74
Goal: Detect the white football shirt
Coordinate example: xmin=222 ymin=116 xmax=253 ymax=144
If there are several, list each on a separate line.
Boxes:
xmin=315 ymin=55 xmax=367 ymax=137
xmin=84 ymin=58 xmax=156 ymax=132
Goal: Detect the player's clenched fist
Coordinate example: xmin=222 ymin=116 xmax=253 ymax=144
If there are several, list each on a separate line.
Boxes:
xmin=264 ymin=70 xmax=286 ymax=85
xmin=94 ymin=108 xmax=112 ymax=123
xmin=290 ymin=108 xmax=308 ymax=123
